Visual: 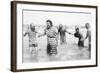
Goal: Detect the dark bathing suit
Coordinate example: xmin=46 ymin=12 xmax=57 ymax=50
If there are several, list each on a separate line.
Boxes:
xmin=58 ymin=27 xmax=66 ymax=43
xmin=74 ymin=32 xmax=84 ymax=47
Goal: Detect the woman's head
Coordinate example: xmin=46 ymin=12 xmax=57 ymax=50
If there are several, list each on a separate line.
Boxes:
xmin=46 ymin=20 xmax=53 ymax=29
xmin=30 ymin=23 xmax=35 ymax=31
xmin=59 ymin=24 xmax=63 ymax=28
xmin=75 ymin=26 xmax=79 ymax=32
xmin=85 ymin=23 xmax=90 ymax=29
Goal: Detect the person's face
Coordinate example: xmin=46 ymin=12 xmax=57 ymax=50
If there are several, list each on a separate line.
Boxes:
xmin=30 ymin=24 xmax=35 ymax=31
xmin=85 ymin=23 xmax=89 ymax=29
xmin=59 ymin=24 xmax=62 ymax=28
xmin=46 ymin=22 xmax=51 ymax=29
xmin=76 ymin=29 xmax=79 ymax=33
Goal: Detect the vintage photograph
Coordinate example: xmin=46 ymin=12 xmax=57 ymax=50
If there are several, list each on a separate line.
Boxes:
xmin=22 ymin=10 xmax=91 ymax=63
xmin=11 ymin=1 xmax=97 ymax=71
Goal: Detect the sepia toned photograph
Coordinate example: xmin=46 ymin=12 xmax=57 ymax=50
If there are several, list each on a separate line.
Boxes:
xmin=11 ymin=1 xmax=97 ymax=72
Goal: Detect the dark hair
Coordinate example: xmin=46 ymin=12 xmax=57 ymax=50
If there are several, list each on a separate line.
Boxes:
xmin=46 ymin=20 xmax=53 ymax=26
xmin=75 ymin=27 xmax=79 ymax=30
xmin=86 ymin=23 xmax=89 ymax=25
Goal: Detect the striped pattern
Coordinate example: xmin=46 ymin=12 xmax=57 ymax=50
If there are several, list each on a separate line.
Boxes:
xmin=45 ymin=27 xmax=58 ymax=55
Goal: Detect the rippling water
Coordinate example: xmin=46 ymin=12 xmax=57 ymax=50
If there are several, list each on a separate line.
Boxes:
xmin=23 ymin=25 xmax=90 ymax=63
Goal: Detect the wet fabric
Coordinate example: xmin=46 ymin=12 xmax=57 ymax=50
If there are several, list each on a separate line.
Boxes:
xmin=26 ymin=29 xmax=37 ymax=46
xmin=45 ymin=27 xmax=58 ymax=55
xmin=74 ymin=32 xmax=84 ymax=47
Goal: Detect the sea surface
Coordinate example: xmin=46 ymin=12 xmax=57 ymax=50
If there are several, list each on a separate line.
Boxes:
xmin=22 ymin=25 xmax=90 ymax=63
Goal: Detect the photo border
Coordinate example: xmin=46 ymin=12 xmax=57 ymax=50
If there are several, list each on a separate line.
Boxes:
xmin=11 ymin=1 xmax=98 ymax=72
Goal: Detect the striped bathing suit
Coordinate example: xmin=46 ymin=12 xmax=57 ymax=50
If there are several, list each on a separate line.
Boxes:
xmin=27 ymin=29 xmax=37 ymax=47
xmin=45 ymin=27 xmax=58 ymax=55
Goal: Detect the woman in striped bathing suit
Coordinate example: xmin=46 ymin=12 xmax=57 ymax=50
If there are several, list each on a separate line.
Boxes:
xmin=38 ymin=20 xmax=58 ymax=56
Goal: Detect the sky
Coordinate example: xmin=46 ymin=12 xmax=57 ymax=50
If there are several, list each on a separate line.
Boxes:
xmin=23 ymin=10 xmax=92 ymax=27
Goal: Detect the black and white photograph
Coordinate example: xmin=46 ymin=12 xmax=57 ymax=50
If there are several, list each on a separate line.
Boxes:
xmin=23 ymin=10 xmax=91 ymax=62
xmin=11 ymin=1 xmax=97 ymax=71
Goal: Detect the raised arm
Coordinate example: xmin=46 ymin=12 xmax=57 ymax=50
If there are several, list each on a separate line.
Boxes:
xmin=38 ymin=33 xmax=45 ymax=37
xmin=24 ymin=26 xmax=30 ymax=37
xmin=63 ymin=26 xmax=74 ymax=35
xmin=38 ymin=29 xmax=46 ymax=37
xmin=24 ymin=31 xmax=28 ymax=36
xmin=66 ymin=30 xmax=74 ymax=35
